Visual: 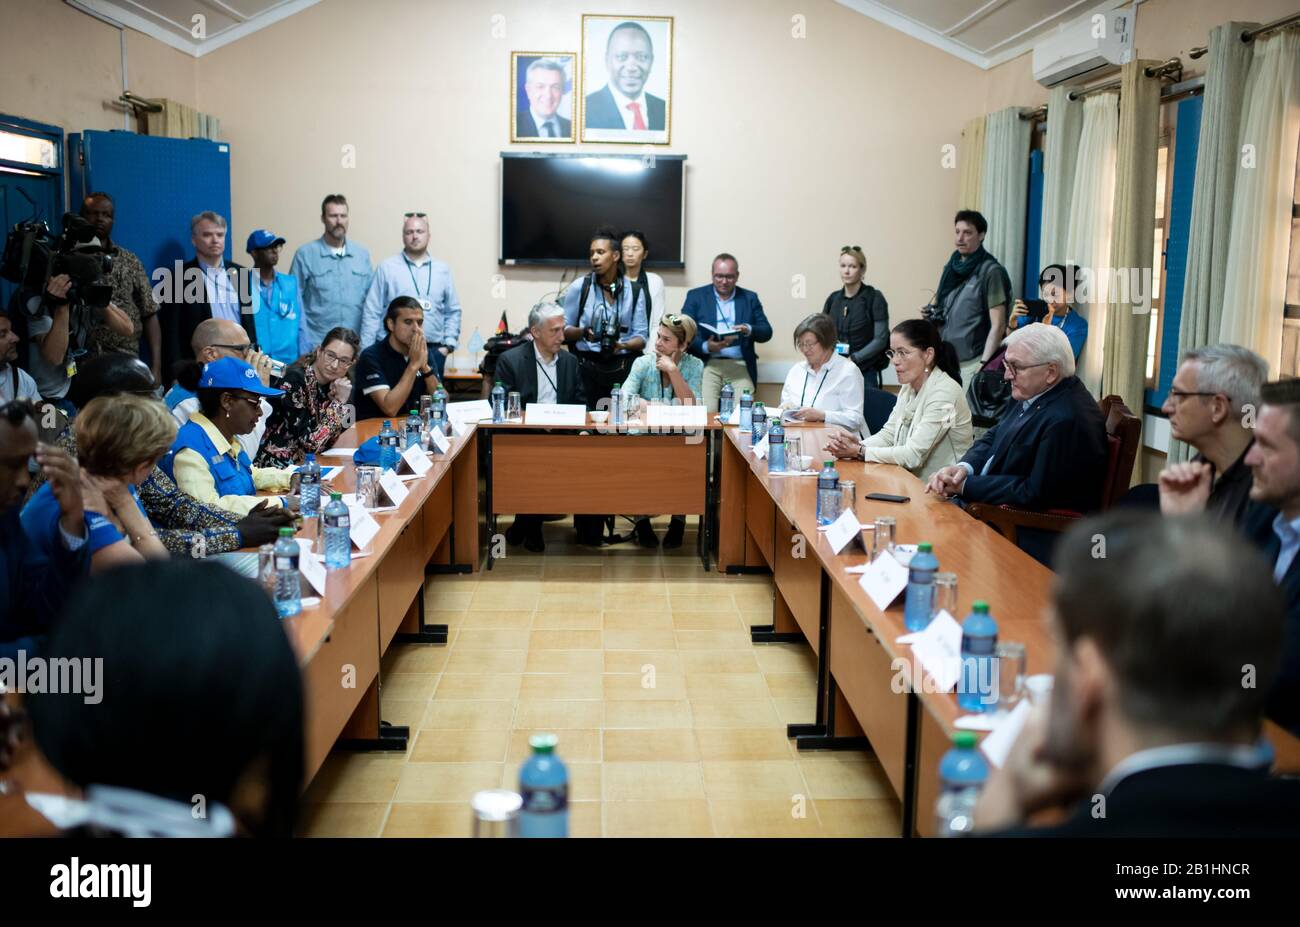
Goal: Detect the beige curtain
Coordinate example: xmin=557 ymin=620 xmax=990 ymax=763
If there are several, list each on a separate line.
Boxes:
xmin=1040 ymin=85 xmax=1085 ymax=267
xmin=1218 ymin=29 xmax=1300 ymax=371
xmin=1169 ymin=22 xmax=1258 ymax=464
xmin=980 ymin=107 xmax=1033 ymax=298
xmin=1103 ymin=60 xmax=1162 ymax=450
xmin=1066 ymin=92 xmax=1120 ymax=395
xmin=958 ymin=116 xmax=986 ymax=211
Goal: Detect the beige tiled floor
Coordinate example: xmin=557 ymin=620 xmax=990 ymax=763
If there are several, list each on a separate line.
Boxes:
xmin=298 ymin=517 xmax=901 ymax=837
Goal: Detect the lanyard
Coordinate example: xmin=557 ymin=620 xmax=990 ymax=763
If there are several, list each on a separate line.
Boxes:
xmin=536 ymin=356 xmax=558 ymax=395
xmin=262 ymin=277 xmax=292 ymax=319
xmin=403 ymin=256 xmax=433 ymax=299
xmin=801 ymin=365 xmax=830 ymax=407
xmin=715 ymin=294 xmax=735 ymax=328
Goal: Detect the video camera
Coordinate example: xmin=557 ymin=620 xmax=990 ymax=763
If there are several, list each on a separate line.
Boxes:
xmin=1 ymin=213 xmax=114 ymax=312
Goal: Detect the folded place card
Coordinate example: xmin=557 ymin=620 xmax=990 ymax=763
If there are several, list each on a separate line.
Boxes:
xmin=378 ymin=469 xmax=409 ymax=507
xmin=751 ymin=435 xmax=769 ymax=459
xmin=446 ymin=399 xmax=492 ymax=426
xmin=298 ymin=549 xmax=328 ymax=595
xmin=399 ymin=443 xmax=432 ymax=477
xmin=524 ymin=403 xmax=587 ymax=426
xmin=428 ymin=427 xmax=451 ymax=453
xmin=979 ymin=699 xmax=1033 ymax=769
xmin=644 ymin=404 xmax=708 ymax=428
xmin=858 ymin=550 xmax=910 ymax=612
xmin=452 ymin=418 xmax=469 ymax=437
xmin=824 ymin=508 xmax=863 ymax=555
xmin=340 ymin=493 xmax=398 ymax=514
xmin=347 ymin=503 xmax=380 ymax=550
xmin=904 ymin=609 xmax=964 ymax=693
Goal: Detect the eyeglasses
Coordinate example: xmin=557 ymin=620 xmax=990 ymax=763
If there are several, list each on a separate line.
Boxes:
xmin=662 ymin=314 xmax=684 ymax=325
xmin=796 ymin=339 xmax=822 ymax=352
xmin=884 ymin=347 xmax=916 ymax=360
xmin=1166 ymin=388 xmax=1219 ymax=402
xmin=230 ymin=395 xmax=262 ymax=410
xmin=841 ymin=245 xmax=861 ymax=253
xmin=1004 ymin=360 xmax=1051 ymax=378
xmin=212 ymin=343 xmax=252 ymax=354
xmin=320 ymin=348 xmax=355 ymax=369
xmin=404 ymin=212 xmax=427 ymax=218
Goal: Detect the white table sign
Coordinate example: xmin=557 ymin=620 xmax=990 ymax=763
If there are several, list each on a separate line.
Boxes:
xmin=751 ymin=435 xmax=769 ymax=459
xmin=378 ymin=469 xmax=409 ymax=507
xmin=979 ymin=699 xmax=1033 ymax=768
xmin=858 ymin=550 xmax=909 ymax=611
xmin=645 ymin=404 xmax=708 ymax=428
xmin=298 ymin=549 xmax=328 ymax=595
xmin=446 ymin=399 xmax=492 ymax=426
xmin=399 ymin=443 xmax=432 ymax=477
xmin=347 ymin=504 xmax=380 ymax=550
xmin=428 ymin=427 xmax=451 ymax=453
xmin=523 ymin=403 xmax=588 ymax=426
xmin=824 ymin=509 xmax=863 ymax=555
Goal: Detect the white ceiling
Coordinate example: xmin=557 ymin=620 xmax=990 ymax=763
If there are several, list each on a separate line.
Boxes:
xmin=835 ymin=0 xmax=1136 ymax=69
xmin=65 ymin=0 xmax=320 ymax=57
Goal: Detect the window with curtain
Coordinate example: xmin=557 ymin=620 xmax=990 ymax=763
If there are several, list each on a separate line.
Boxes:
xmin=1145 ymin=140 xmax=1169 ymax=388
xmin=1282 ymin=143 xmax=1300 ymax=375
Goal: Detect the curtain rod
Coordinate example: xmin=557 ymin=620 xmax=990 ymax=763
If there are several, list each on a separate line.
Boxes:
xmin=1020 ymin=70 xmax=1201 ymax=125
xmin=1067 ymin=57 xmax=1182 ymax=101
xmin=1190 ymin=11 xmax=1300 ymax=58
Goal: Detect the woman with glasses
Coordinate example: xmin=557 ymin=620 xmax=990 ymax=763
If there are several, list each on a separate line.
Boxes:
xmin=823 ymin=246 xmax=890 ymax=388
xmin=825 ymin=319 xmax=972 ymax=481
xmin=779 ymin=314 xmax=865 ymax=433
xmin=159 ymin=357 xmax=297 ymax=516
xmin=255 ymin=328 xmax=360 ymax=467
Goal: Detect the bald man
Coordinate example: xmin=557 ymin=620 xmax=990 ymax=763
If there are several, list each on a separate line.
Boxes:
xmin=358 ymin=213 xmax=461 ymax=377
xmin=163 ymin=318 xmax=275 ymax=461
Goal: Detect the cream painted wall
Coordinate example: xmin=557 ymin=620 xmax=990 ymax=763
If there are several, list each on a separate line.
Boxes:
xmin=0 ymin=0 xmax=196 ymax=137
xmin=192 ymin=0 xmax=991 ymax=373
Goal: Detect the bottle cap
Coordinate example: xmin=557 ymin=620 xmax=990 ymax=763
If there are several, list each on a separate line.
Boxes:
xmin=278 ymin=527 xmax=294 ymax=538
xmin=952 ymin=731 xmax=978 ymax=750
xmin=972 ymin=600 xmax=989 ymax=613
xmin=528 ymin=733 xmax=558 ymax=754
xmin=612 ymin=383 xmax=621 ymax=389
xmin=330 ymin=492 xmax=342 ymax=501
xmin=409 ymin=409 xmax=418 ymax=415
xmin=917 ymin=542 xmax=932 ymax=552
xmin=824 ymin=459 xmax=833 ymax=467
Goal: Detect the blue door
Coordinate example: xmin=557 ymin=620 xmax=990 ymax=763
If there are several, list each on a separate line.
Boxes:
xmin=0 ymin=114 xmax=65 ymax=310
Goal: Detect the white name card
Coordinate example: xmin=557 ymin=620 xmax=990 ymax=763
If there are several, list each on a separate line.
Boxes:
xmin=399 ymin=443 xmax=432 ymax=477
xmin=645 ymin=404 xmax=708 ymax=428
xmin=447 ymin=399 xmax=492 ymax=426
xmin=452 ymin=418 xmax=469 ymax=437
xmin=858 ymin=550 xmax=909 ymax=612
xmin=378 ymin=468 xmax=409 ymax=507
xmin=824 ymin=509 xmax=863 ymax=555
xmin=347 ymin=504 xmax=380 ymax=551
xmin=297 ymin=545 xmax=328 ymax=595
xmin=979 ymin=699 xmax=1033 ymax=769
xmin=751 ymin=435 xmax=769 ymax=459
xmin=524 ymin=403 xmax=587 ymax=426
xmin=428 ymin=426 xmax=451 ymax=453
xmin=904 ymin=609 xmax=964 ymax=693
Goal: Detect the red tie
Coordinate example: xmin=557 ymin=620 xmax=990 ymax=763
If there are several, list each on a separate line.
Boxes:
xmin=627 ymin=102 xmax=647 ymax=130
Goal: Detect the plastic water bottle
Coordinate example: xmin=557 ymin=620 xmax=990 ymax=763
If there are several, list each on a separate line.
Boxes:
xmin=751 ymin=401 xmax=767 ymax=443
xmin=491 ymin=380 xmax=506 ymax=423
xmin=739 ymin=389 xmax=753 ymax=432
xmin=298 ymin=453 xmax=321 ymax=519
xmin=903 ymin=542 xmax=939 ymax=632
xmin=816 ymin=459 xmax=841 ymax=526
xmin=378 ymin=420 xmax=399 ymax=472
xmin=518 ymin=733 xmax=568 ymax=838
xmin=273 ymin=527 xmax=301 ymax=618
xmin=323 ymin=491 xmax=351 ymax=570
xmin=768 ymin=418 xmax=786 ymax=471
xmin=405 ymin=409 xmax=422 ymax=449
xmin=611 ymin=384 xmax=624 ymax=426
xmin=958 ymin=601 xmax=999 ymax=713
xmin=935 ymin=732 xmax=988 ymax=837
xmin=433 ymin=387 xmax=449 ymax=434
xmin=719 ymin=381 xmax=735 ymax=420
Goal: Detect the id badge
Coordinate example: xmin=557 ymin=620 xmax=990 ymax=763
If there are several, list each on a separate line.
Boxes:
xmin=835 ymin=342 xmax=850 ymax=356
xmin=418 ymin=298 xmax=432 ymax=312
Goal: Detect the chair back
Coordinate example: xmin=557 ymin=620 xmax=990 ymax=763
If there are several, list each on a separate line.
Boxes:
xmin=1098 ymin=394 xmax=1141 ymax=508
xmin=863 ymin=387 xmax=897 ymax=435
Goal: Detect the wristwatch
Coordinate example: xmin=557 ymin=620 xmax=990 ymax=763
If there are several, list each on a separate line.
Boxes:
xmin=419 ymin=366 xmax=434 ymax=377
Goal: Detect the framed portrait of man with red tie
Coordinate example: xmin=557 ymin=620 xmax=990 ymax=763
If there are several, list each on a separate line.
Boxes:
xmin=580 ymin=15 xmax=674 ymax=145
xmin=511 ymin=52 xmax=577 ymax=144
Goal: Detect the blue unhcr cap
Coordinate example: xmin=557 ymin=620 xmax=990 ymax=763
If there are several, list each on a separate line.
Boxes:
xmin=246 ymin=229 xmax=286 ymax=252
xmin=198 ymin=357 xmax=283 ymax=397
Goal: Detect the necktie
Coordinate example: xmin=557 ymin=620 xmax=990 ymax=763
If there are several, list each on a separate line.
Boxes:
xmin=627 ymin=102 xmax=647 ymax=130
xmin=542 ymin=121 xmax=554 ymax=137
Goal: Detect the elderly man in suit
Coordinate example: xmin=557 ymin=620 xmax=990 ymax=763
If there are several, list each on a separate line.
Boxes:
xmin=517 ymin=58 xmax=572 ymax=139
xmin=496 ymin=302 xmax=586 ymax=553
xmin=681 ymin=253 xmax=772 ymax=414
xmin=927 ymin=323 xmax=1108 ymax=564
xmin=584 ymin=21 xmax=666 ymax=132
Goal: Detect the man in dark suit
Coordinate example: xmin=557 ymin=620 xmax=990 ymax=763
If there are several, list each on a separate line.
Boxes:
xmin=497 ymin=303 xmax=586 ymax=553
xmin=583 ymin=22 xmax=666 ymax=132
xmin=517 ymin=58 xmax=572 ymax=139
xmin=927 ymin=322 xmax=1107 ymax=564
xmin=974 ymin=511 xmax=1300 ymax=837
xmin=681 ymin=253 xmax=772 ymax=414
xmin=157 ymin=211 xmax=255 ymax=385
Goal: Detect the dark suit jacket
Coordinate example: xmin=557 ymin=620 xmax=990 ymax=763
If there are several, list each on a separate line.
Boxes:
xmin=494 ymin=340 xmax=586 ymax=407
xmin=1242 ymin=502 xmax=1300 ymax=735
xmin=989 ymin=762 xmax=1300 ymax=837
xmin=158 ymin=257 xmax=255 ymax=384
xmin=517 ymin=110 xmax=572 ymax=139
xmin=682 ymin=285 xmax=772 ymax=385
xmin=584 ymin=85 xmax=666 ymax=131
xmin=961 ymin=375 xmax=1108 ymax=512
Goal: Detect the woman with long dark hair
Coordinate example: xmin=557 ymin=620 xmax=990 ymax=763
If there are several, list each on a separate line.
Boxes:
xmin=256 ymin=327 xmax=360 ymax=467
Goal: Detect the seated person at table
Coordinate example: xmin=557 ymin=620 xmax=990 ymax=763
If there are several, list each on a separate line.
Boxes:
xmin=825 ymin=319 xmax=972 ymax=482
xmin=29 ymin=353 xmax=293 ymax=558
xmin=23 ymin=394 xmax=172 ymax=574
xmin=255 ymin=327 xmax=358 ymax=467
xmin=352 ymin=296 xmax=441 ymax=422
xmin=159 ymin=357 xmax=296 ymax=516
xmin=1 ymin=400 xmax=88 ymax=660
xmin=1153 ymin=344 xmax=1266 ymax=525
xmin=1006 ymin=263 xmax=1087 ymax=360
xmin=622 ymin=313 xmax=704 ymax=549
xmin=496 ymin=303 xmax=587 ymax=554
xmin=926 ymin=324 xmax=1107 ymax=565
xmin=779 ymin=314 xmax=864 ymax=432
xmin=975 ymin=512 xmax=1300 ymax=837
xmin=22 ymin=560 xmax=304 ymax=836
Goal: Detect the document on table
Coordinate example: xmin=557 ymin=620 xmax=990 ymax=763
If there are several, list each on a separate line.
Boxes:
xmin=321 ymin=448 xmax=357 ymax=458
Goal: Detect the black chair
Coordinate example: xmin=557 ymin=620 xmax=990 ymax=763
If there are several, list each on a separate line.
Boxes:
xmin=863 ymin=387 xmax=897 ymax=435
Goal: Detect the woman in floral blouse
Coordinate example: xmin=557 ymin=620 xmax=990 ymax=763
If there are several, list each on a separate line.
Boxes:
xmin=255 ymin=327 xmax=359 ymax=467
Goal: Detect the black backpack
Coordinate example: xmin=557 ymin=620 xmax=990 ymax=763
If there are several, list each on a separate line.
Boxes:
xmin=965 ymin=345 xmax=1015 ymax=427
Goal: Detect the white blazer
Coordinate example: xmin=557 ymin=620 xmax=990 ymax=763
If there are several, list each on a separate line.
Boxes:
xmin=780 ymin=352 xmax=865 ymax=433
xmin=860 ymin=367 xmax=972 ymax=481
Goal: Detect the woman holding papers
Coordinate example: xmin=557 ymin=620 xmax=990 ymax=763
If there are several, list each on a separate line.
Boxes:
xmin=779 ymin=314 xmax=865 ymax=433
xmin=825 ymin=319 xmax=972 ymax=481
xmin=256 ymin=328 xmax=359 ymax=467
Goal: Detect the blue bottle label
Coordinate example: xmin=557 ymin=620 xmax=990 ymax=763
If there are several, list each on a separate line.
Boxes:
xmin=520 ymin=784 xmax=568 ymax=813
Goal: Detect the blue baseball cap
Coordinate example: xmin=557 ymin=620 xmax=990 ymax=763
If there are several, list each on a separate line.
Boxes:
xmin=198 ymin=357 xmax=283 ymax=397
xmin=245 ymin=229 xmax=286 ymax=252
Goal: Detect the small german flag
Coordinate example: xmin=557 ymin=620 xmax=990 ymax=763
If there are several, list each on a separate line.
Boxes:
xmin=496 ymin=311 xmax=509 ymax=335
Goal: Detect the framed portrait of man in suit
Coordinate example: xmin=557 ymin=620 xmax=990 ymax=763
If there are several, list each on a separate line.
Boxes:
xmin=511 ymin=52 xmax=577 ymax=144
xmin=580 ymin=15 xmax=673 ymax=145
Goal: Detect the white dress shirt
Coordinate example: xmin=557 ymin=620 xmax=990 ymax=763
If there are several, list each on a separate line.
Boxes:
xmin=534 ymin=344 xmax=560 ymax=405
xmin=779 ymin=352 xmax=865 ymax=433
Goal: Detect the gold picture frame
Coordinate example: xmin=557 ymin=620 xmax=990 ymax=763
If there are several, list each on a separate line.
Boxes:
xmin=579 ymin=15 xmax=673 ymax=146
xmin=510 ymin=51 xmax=577 ymax=144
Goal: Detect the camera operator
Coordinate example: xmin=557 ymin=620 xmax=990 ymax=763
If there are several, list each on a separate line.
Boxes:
xmin=562 ymin=226 xmax=648 ymax=411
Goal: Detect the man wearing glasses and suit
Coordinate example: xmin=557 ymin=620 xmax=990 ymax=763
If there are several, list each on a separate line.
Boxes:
xmin=359 ymin=213 xmax=462 ymax=378
xmin=682 ymin=253 xmax=772 ymax=414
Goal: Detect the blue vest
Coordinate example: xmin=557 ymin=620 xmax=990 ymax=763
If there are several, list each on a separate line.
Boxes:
xmin=161 ymin=419 xmax=256 ymax=497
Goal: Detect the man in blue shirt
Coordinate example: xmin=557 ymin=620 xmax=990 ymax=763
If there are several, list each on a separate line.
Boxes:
xmin=247 ymin=229 xmax=309 ymax=366
xmin=290 ymin=194 xmax=373 ymax=348
xmin=359 ymin=213 xmax=461 ymax=377
xmin=682 ymin=253 xmax=772 ymax=414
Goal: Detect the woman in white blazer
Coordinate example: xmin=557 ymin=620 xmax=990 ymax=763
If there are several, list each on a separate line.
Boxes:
xmin=622 ymin=231 xmax=667 ymax=354
xmin=825 ymin=319 xmax=972 ymax=481
xmin=780 ymin=314 xmax=865 ymax=434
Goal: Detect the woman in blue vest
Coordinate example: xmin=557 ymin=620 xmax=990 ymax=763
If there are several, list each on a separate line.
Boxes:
xmin=160 ymin=357 xmax=296 ymax=515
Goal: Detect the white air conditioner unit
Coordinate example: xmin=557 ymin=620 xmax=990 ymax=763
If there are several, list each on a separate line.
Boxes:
xmin=1032 ymin=9 xmax=1134 ymax=87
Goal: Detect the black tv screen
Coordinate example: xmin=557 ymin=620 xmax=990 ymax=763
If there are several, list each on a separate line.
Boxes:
xmin=500 ymin=153 xmax=685 ymax=267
